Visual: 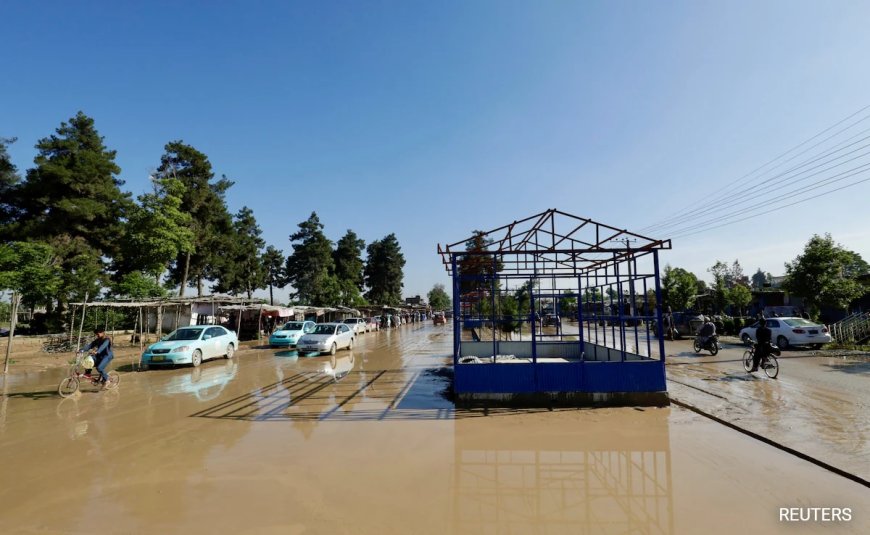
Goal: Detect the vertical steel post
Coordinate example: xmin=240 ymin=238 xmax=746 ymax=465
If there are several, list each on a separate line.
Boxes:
xmin=577 ymin=275 xmax=584 ymax=360
xmin=491 ymin=255 xmax=497 ymax=362
xmin=452 ymin=254 xmax=460 ymax=364
xmin=653 ymin=250 xmax=666 ymax=368
xmin=615 ymin=256 xmax=625 ymax=362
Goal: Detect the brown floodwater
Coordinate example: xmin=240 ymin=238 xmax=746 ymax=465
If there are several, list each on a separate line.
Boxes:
xmin=0 ymin=324 xmax=867 ymax=533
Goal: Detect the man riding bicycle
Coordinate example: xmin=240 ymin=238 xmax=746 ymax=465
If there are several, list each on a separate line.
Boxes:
xmin=750 ymin=316 xmax=772 ymax=372
xmin=85 ymin=328 xmax=114 ymax=388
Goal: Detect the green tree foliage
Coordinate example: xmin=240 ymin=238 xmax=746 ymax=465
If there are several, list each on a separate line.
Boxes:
xmin=158 ymin=141 xmax=234 ymax=296
xmin=727 ymin=284 xmax=752 ymax=316
xmin=0 ymin=137 xmax=20 ymax=233
xmin=498 ymin=293 xmax=519 ymax=336
xmin=110 ymin=271 xmax=167 ymax=299
xmin=213 ymin=207 xmax=266 ymax=299
xmin=783 ymin=234 xmax=868 ymax=317
xmin=261 ymin=245 xmax=286 ymax=305
xmin=708 ymin=260 xmax=729 ymax=313
xmin=286 ymin=212 xmax=339 ymax=306
xmin=14 ymin=112 xmax=131 ymax=256
xmin=457 ymin=230 xmax=502 ymax=295
xmin=9 ymin=113 xmax=131 ymax=305
xmin=0 ymin=241 xmax=62 ymax=309
xmin=427 ymin=283 xmax=451 ymax=311
xmin=751 ymin=268 xmax=770 ymax=289
xmin=334 ymin=230 xmax=366 ymax=306
xmin=120 ymin=176 xmax=194 ymax=280
xmin=661 ymin=265 xmax=698 ymax=311
xmin=364 ymin=234 xmax=405 ymax=305
xmin=559 ymin=290 xmax=577 ymax=316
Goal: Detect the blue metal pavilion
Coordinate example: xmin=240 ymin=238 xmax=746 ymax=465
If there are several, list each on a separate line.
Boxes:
xmin=438 ymin=209 xmax=673 ymax=406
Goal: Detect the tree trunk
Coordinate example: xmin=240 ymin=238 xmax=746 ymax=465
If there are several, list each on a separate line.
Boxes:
xmin=197 ymin=277 xmax=203 ymax=297
xmin=269 ymin=283 xmax=274 ymax=305
xmin=179 ymin=252 xmax=191 ymax=297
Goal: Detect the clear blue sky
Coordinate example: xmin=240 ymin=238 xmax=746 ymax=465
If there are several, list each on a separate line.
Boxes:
xmin=3 ymin=1 xmax=870 ymax=301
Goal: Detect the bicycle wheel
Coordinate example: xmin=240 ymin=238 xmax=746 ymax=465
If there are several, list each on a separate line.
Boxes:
xmin=742 ymin=349 xmax=754 ymax=372
xmin=763 ymin=357 xmax=779 ymax=379
xmin=58 ymin=376 xmax=80 ymax=398
xmin=105 ymin=371 xmax=121 ymax=390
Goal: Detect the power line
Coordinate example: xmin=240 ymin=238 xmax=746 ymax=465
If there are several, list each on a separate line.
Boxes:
xmin=638 ymin=104 xmax=870 ymax=234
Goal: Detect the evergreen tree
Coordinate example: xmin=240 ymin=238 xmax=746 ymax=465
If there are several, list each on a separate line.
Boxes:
xmin=261 ymin=245 xmax=286 ymax=305
xmin=285 ymin=212 xmax=338 ymax=305
xmin=11 ymin=113 xmax=131 ymax=306
xmin=157 ymin=141 xmax=234 ymax=296
xmin=213 ymin=207 xmax=266 ymax=298
xmin=751 ymin=268 xmax=770 ymax=289
xmin=0 ymin=137 xmax=20 ymax=235
xmin=334 ymin=230 xmax=366 ymax=306
xmin=364 ymin=234 xmax=405 ymax=305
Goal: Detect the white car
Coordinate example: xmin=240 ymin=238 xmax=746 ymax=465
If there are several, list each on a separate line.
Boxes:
xmin=739 ymin=317 xmax=831 ymax=350
xmin=297 ymin=323 xmax=355 ymax=355
xmin=342 ymin=317 xmax=368 ymax=335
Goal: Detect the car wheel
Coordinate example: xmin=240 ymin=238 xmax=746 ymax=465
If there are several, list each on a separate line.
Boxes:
xmin=329 ymin=343 xmax=337 ymax=356
xmin=741 ymin=333 xmax=752 ymax=345
xmin=192 ymin=349 xmax=203 ymax=367
xmin=226 ymin=343 xmax=234 ymax=359
xmin=811 ymin=343 xmax=823 ymax=350
xmin=776 ymin=336 xmax=789 ymax=351
xmin=348 ymin=337 xmax=354 ymax=350
xmin=140 ymin=364 xmax=150 ymax=372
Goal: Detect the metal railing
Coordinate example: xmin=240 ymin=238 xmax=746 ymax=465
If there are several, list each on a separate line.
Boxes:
xmin=829 ymin=311 xmax=870 ymax=343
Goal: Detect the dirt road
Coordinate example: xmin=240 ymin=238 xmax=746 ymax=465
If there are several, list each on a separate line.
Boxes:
xmin=0 ymin=324 xmax=866 ymax=533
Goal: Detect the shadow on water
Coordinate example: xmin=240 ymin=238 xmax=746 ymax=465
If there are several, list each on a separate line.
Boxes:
xmin=274 ymin=350 xmax=299 ymax=358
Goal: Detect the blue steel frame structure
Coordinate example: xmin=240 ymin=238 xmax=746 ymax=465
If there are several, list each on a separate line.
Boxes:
xmin=438 ymin=209 xmax=672 ymax=395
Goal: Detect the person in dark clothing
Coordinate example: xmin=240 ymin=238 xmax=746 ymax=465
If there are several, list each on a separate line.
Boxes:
xmin=696 ymin=315 xmax=716 ymax=345
xmin=751 ymin=317 xmax=772 ymax=372
xmin=86 ymin=328 xmax=115 ymax=387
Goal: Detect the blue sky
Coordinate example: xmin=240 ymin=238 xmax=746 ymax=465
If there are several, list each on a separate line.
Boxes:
xmin=3 ymin=1 xmax=870 ymax=301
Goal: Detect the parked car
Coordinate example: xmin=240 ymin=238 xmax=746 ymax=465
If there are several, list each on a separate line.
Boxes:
xmin=365 ymin=317 xmax=380 ymax=332
xmin=343 ymin=317 xmax=368 ymax=335
xmin=297 ymin=323 xmax=355 ymax=355
xmin=433 ymin=312 xmax=447 ymax=325
xmin=269 ymin=320 xmax=316 ymax=348
xmin=542 ymin=314 xmax=561 ymax=327
xmin=739 ymin=317 xmax=831 ymax=349
xmin=142 ymin=325 xmax=237 ymax=369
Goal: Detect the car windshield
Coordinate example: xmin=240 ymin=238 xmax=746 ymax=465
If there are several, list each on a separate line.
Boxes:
xmin=783 ymin=318 xmax=817 ymax=327
xmin=343 ymin=319 xmax=357 ymax=324
xmin=165 ymin=328 xmax=204 ymax=341
xmin=312 ymin=324 xmax=337 ymax=335
xmin=282 ymin=322 xmax=304 ymax=331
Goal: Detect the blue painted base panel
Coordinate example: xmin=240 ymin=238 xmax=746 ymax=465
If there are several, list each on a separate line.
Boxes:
xmin=454 ymin=361 xmax=666 ymax=394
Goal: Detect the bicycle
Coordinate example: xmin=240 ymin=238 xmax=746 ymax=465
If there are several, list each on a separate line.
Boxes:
xmin=742 ymin=342 xmax=780 ymax=379
xmin=58 ymin=350 xmax=120 ymax=398
xmin=43 ymin=334 xmax=75 ymax=354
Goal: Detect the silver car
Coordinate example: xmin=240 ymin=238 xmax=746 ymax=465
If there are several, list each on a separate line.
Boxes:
xmin=297 ymin=323 xmax=355 ymax=355
xmin=342 ymin=317 xmax=368 ymax=335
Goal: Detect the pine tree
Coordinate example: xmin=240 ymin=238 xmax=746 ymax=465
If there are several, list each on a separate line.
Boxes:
xmin=285 ymin=212 xmax=339 ymax=305
xmin=261 ymin=246 xmax=286 ymax=305
xmin=333 ymin=230 xmax=366 ymax=306
xmin=0 ymin=137 xmax=20 ymax=235
xmin=213 ymin=207 xmax=266 ymax=298
xmin=364 ymin=234 xmax=405 ymax=305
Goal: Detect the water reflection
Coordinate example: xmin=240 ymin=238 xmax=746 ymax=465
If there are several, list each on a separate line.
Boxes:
xmin=451 ymin=413 xmax=674 ymax=534
xmin=158 ymin=360 xmax=238 ymax=401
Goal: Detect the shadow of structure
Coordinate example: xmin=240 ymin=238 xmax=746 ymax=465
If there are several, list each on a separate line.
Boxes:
xmin=450 ymin=415 xmax=674 ymax=534
xmin=190 ymin=366 xmax=575 ymax=422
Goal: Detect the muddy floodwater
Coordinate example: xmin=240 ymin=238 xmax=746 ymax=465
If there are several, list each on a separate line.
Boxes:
xmin=1 ymin=324 xmax=867 ymax=534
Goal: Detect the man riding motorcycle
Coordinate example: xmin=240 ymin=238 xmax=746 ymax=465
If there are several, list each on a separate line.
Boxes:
xmin=696 ymin=316 xmax=716 ymax=345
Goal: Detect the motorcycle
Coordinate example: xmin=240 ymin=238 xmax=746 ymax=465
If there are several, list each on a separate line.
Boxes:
xmin=693 ymin=334 xmax=720 ymax=355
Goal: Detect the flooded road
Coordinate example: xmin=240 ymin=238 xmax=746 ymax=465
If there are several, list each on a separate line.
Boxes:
xmin=665 ymin=337 xmax=870 ymax=482
xmin=1 ymin=324 xmax=867 ymax=533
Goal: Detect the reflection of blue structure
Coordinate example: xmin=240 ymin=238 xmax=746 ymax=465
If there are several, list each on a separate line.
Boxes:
xmin=438 ymin=209 xmax=672 ymax=406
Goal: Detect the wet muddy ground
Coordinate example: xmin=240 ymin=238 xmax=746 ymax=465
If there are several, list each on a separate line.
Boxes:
xmin=1 ymin=324 xmax=867 ymax=533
